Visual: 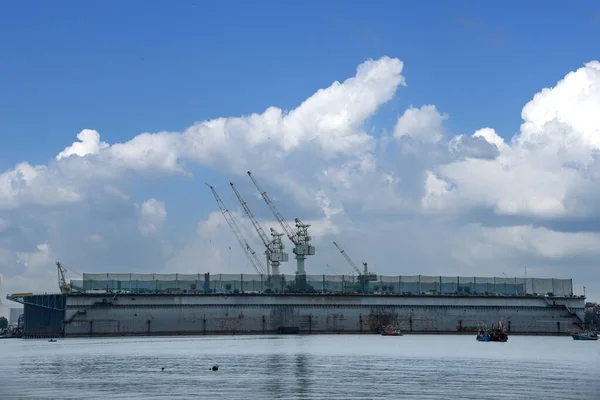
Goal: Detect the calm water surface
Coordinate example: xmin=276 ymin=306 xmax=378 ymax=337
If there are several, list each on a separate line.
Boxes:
xmin=1 ymin=334 xmax=598 ymax=399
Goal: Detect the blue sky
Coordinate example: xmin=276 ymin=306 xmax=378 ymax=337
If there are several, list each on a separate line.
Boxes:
xmin=1 ymin=1 xmax=600 ymax=309
xmin=2 ymin=1 xmax=599 ymax=168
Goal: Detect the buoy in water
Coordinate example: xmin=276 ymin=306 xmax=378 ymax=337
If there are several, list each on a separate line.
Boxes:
xmin=162 ymin=367 xmax=165 ymax=371
xmin=211 ymin=365 xmax=218 ymax=371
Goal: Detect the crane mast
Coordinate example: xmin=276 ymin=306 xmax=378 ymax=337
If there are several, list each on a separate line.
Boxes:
xmin=269 ymin=227 xmax=286 ymax=259
xmin=206 ymin=183 xmax=267 ymax=275
xmin=230 ymin=182 xmax=289 ymax=278
xmin=247 ymin=171 xmax=315 ymax=279
xmin=333 ymin=241 xmax=377 ymax=293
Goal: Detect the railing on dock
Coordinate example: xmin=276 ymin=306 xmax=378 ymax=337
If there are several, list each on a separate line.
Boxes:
xmin=67 ymin=273 xmax=574 ymax=297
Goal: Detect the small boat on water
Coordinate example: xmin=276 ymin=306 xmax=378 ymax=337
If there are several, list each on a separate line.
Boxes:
xmin=476 ymin=321 xmax=508 ymax=342
xmin=380 ymin=326 xmax=403 ymax=336
xmin=48 ymin=339 xmax=57 ymax=342
xmin=570 ymin=330 xmax=598 ymax=341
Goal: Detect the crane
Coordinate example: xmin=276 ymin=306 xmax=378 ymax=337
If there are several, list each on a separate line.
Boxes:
xmin=56 ymin=262 xmax=72 ymax=294
xmin=247 ymin=171 xmax=315 ymax=278
xmin=206 ymin=183 xmax=267 ymax=275
xmin=230 ymin=182 xmax=289 ymax=277
xmin=333 ymin=241 xmax=377 ymax=293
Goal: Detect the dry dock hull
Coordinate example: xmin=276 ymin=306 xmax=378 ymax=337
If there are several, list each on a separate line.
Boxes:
xmin=10 ymin=293 xmax=585 ymax=338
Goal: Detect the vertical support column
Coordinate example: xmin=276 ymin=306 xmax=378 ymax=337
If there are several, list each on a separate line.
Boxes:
xmin=323 ymin=274 xmax=325 ymax=293
xmin=494 ymin=277 xmax=498 ymax=294
xmin=176 ymin=273 xmax=179 ymax=291
xmin=240 ymin=274 xmax=244 ymax=293
xmin=399 ymin=275 xmax=402 ymax=294
xmin=570 ymin=279 xmax=573 ymax=296
xmin=296 ymin=256 xmax=306 ymax=276
xmin=439 ymin=276 xmax=442 ymax=294
xmin=418 ymin=275 xmax=421 ymax=294
xmin=474 ymin=276 xmax=477 ymax=294
xmin=266 ymin=255 xmax=270 ymax=279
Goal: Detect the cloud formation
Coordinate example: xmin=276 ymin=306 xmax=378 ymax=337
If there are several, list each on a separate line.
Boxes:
xmin=137 ymin=199 xmax=167 ymax=237
xmin=394 ymin=105 xmax=448 ymax=143
xmin=428 ymin=61 xmax=600 ymax=219
xmin=1 ymin=56 xmax=600 ymax=316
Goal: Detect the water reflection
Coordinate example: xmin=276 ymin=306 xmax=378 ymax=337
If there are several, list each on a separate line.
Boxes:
xmin=294 ymin=353 xmax=309 ymax=397
xmin=1 ymin=335 xmax=599 ymax=400
xmin=264 ymin=353 xmax=286 ymax=398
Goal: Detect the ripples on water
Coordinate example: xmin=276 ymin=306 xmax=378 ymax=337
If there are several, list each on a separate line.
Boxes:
xmin=1 ymin=335 xmax=598 ymax=399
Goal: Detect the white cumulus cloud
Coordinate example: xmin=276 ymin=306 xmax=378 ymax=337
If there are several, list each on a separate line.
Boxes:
xmin=426 ymin=61 xmax=600 ymax=219
xmin=138 ymin=199 xmax=167 ymax=237
xmin=56 ymin=129 xmax=109 ymax=160
xmin=394 ymin=105 xmax=448 ymax=143
xmin=0 ymin=56 xmax=599 ymax=303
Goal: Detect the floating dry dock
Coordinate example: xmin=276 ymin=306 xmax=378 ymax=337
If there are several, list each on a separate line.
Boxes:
xmin=7 ymin=273 xmax=585 ymax=338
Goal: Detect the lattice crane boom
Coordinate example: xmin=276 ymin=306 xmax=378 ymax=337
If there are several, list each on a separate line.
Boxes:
xmin=333 ymin=241 xmax=361 ymax=276
xmin=333 ymin=241 xmax=377 ymax=285
xmin=247 ymin=171 xmax=298 ymax=245
xmin=230 ymin=182 xmax=271 ymax=248
xmin=230 ymin=182 xmax=289 ymax=276
xmin=206 ymin=183 xmax=266 ymax=275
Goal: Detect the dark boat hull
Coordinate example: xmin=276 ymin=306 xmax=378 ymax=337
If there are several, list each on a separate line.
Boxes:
xmin=571 ymin=334 xmax=598 ymax=340
xmin=477 ymin=336 xmax=507 ymax=342
xmin=476 ymin=327 xmax=508 ymax=342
